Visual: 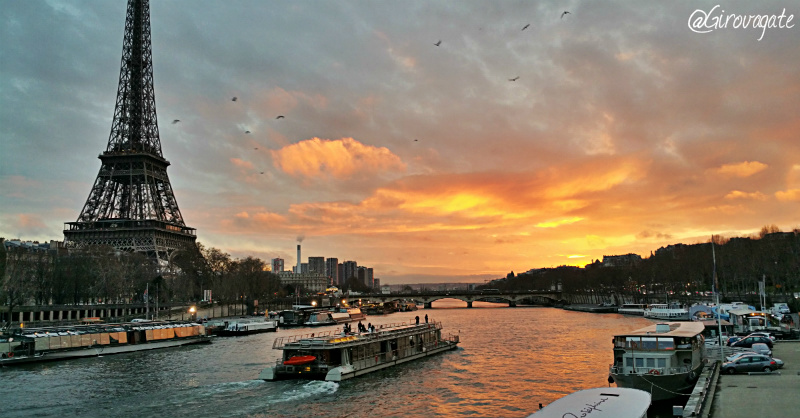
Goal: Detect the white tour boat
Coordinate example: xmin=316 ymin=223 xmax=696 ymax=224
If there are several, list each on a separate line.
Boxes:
xmin=528 ymin=387 xmax=651 ymax=418
xmin=260 ymin=320 xmax=459 ymax=381
xmin=608 ymin=322 xmax=706 ymax=401
xmin=643 ymin=302 xmax=690 ymax=321
xmin=217 ymin=317 xmax=278 ymax=336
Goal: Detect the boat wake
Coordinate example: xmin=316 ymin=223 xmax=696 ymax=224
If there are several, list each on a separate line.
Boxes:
xmin=277 ymin=381 xmax=339 ymax=403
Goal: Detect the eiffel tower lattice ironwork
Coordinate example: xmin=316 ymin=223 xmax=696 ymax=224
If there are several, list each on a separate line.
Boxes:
xmin=64 ymin=0 xmax=197 ymax=265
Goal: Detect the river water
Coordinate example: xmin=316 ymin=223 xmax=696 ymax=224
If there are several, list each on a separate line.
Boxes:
xmin=1 ymin=302 xmax=678 ymax=418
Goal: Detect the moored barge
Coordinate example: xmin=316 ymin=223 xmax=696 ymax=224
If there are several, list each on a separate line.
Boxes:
xmin=608 ymin=322 xmax=705 ymax=401
xmin=259 ymin=320 xmax=459 ymax=381
xmin=1 ymin=320 xmax=210 ymax=366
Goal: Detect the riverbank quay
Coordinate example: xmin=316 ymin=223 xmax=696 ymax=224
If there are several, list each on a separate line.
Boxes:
xmin=700 ymin=341 xmax=800 ymax=418
xmin=562 ymin=303 xmax=618 ymax=313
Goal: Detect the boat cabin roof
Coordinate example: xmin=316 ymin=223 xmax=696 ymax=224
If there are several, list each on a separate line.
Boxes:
xmin=615 ymin=322 xmax=704 ymax=338
xmin=274 ymin=322 xmax=441 ymax=351
xmin=529 ymin=387 xmax=651 ymax=418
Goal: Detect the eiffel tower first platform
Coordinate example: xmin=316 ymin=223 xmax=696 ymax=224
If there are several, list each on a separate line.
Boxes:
xmin=64 ymin=0 xmax=197 ymax=265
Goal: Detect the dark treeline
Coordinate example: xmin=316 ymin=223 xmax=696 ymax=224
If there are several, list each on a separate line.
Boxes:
xmin=1 ymin=239 xmax=376 ymax=321
xmin=0 ymin=243 xmax=299 ymax=320
xmin=480 ymin=226 xmax=800 ymax=310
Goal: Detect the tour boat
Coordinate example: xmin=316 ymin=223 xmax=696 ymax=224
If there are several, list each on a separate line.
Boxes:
xmin=617 ymin=304 xmax=647 ymax=316
xmin=0 ymin=320 xmax=210 ymax=366
xmin=528 ymin=387 xmax=651 ymax=418
xmin=259 ymin=320 xmax=459 ymax=381
xmin=217 ymin=317 xmax=278 ymax=336
xmin=608 ymin=322 xmax=706 ymax=401
xmin=643 ymin=303 xmax=690 ymax=321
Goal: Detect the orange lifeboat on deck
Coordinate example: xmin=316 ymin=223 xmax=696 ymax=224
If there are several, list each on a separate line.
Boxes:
xmin=283 ymin=355 xmax=316 ymax=366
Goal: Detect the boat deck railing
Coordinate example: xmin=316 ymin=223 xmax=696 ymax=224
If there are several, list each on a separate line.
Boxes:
xmin=609 ymin=364 xmax=695 ymax=375
xmin=272 ymin=330 xmax=459 ymax=368
xmin=273 ymin=321 xmax=444 ymax=349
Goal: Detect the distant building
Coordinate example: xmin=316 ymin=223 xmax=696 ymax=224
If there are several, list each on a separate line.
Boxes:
xmin=381 ymin=285 xmax=391 ymax=294
xmin=373 ymin=278 xmax=380 ymax=289
xmin=601 ymin=253 xmax=642 ymax=267
xmin=271 ymin=258 xmax=284 ymax=273
xmin=300 ymin=263 xmax=309 ymax=274
xmin=277 ymin=271 xmax=329 ymax=294
xmin=308 ymin=257 xmax=325 ymax=275
xmin=337 ymin=263 xmax=344 ymax=286
xmin=342 ymin=260 xmax=358 ymax=283
xmin=326 ymin=257 xmax=339 ymax=286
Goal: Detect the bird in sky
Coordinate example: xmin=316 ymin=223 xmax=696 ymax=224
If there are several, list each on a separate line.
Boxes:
xmin=254 ymin=147 xmax=258 ymax=150
xmin=245 ymin=130 xmax=250 ymax=134
xmin=414 ymin=139 xmax=419 ymax=142
xmin=509 ymin=76 xmax=520 ymax=81
xmin=276 ymin=115 xmax=285 ymax=119
xmin=260 ymin=172 xmax=264 ymax=174
xmin=521 ymin=24 xmax=530 ymax=31
xmin=434 ymin=40 xmax=442 ymax=46
xmin=231 ymin=97 xmax=238 ymax=102
xmin=171 ymin=119 xmax=180 ymax=124
xmin=561 ymin=11 xmax=570 ymax=19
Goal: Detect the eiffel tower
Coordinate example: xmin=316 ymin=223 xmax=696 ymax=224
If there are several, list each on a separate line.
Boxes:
xmin=64 ymin=0 xmax=197 ymax=265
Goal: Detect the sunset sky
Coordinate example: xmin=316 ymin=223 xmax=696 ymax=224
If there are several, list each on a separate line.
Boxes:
xmin=2 ymin=1 xmax=799 ymax=284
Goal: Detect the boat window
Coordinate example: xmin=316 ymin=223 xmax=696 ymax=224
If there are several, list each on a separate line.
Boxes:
xmin=635 ymin=358 xmax=644 ymax=367
xmin=657 ymin=358 xmax=666 ymax=368
xmin=625 ymin=337 xmax=640 ymax=348
xmin=646 ymin=358 xmax=655 ymax=368
xmin=625 ymin=357 xmax=632 ymax=367
xmin=657 ymin=338 xmax=674 ymax=350
xmin=641 ymin=337 xmax=658 ymax=350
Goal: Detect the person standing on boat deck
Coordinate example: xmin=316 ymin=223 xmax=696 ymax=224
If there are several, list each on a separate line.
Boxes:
xmin=415 ymin=315 xmax=420 ymax=324
xmin=424 ymin=314 xmax=428 ymax=323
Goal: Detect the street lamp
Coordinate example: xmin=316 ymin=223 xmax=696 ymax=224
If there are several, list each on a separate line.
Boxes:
xmin=188 ymin=306 xmax=197 ymax=321
xmin=311 ymin=300 xmax=317 ymax=307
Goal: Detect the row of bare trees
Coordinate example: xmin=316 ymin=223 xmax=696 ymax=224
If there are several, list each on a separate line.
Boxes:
xmin=483 ymin=227 xmax=800 ymax=310
xmin=0 ymin=242 xmax=294 ymax=321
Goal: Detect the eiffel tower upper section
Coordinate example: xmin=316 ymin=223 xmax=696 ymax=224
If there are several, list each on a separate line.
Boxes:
xmin=64 ymin=0 xmax=197 ymax=264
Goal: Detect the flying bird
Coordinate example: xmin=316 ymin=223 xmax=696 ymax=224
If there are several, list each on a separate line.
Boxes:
xmin=561 ymin=11 xmax=570 ymax=19
xmin=434 ymin=40 xmax=442 ymax=46
xmin=171 ymin=119 xmax=180 ymax=124
xmin=245 ymin=130 xmax=250 ymax=134
xmin=276 ymin=115 xmax=285 ymax=119
xmin=260 ymin=172 xmax=264 ymax=174
xmin=231 ymin=97 xmax=238 ymax=101
xmin=414 ymin=139 xmax=419 ymax=142
xmin=254 ymin=147 xmax=258 ymax=150
xmin=521 ymin=24 xmax=530 ymax=31
xmin=509 ymin=76 xmax=520 ymax=81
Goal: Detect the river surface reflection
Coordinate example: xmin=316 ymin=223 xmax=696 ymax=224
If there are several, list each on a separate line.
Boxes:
xmin=1 ymin=301 xmax=678 ymax=418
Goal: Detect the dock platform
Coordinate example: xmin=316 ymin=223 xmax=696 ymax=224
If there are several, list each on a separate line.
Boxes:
xmin=684 ymin=340 xmax=800 ymax=418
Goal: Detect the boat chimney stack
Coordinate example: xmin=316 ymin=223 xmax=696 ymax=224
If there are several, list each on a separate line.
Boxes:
xmin=655 ymin=323 xmax=670 ymax=333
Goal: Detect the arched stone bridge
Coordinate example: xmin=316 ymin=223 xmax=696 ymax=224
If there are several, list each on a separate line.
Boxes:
xmin=343 ymin=290 xmax=562 ymax=308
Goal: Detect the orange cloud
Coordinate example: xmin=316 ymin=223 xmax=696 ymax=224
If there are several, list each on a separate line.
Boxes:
xmin=231 ymin=158 xmax=254 ymax=170
xmin=715 ymin=161 xmax=767 ymax=177
xmin=271 ymin=137 xmax=406 ymax=180
xmin=775 ymin=189 xmax=800 ymax=201
xmin=724 ymin=190 xmax=767 ymax=200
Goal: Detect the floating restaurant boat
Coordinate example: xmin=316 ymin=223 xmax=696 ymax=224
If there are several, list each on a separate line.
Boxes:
xmin=608 ymin=322 xmax=706 ymax=401
xmin=217 ymin=317 xmax=278 ymax=336
xmin=0 ymin=320 xmax=210 ymax=366
xmin=528 ymin=387 xmax=651 ymax=418
xmin=643 ymin=303 xmax=690 ymax=321
xmin=259 ymin=320 xmax=459 ymax=381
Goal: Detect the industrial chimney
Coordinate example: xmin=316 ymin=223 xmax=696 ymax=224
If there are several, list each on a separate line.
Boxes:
xmin=296 ymin=244 xmax=301 ymax=274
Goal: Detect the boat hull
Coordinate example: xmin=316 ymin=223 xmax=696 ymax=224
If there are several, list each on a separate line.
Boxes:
xmin=610 ymin=363 xmax=703 ymax=401
xmin=1 ymin=336 xmax=211 ymax=366
xmin=325 ymin=341 xmax=458 ymax=381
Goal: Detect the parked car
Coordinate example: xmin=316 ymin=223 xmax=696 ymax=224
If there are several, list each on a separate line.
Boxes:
xmin=722 ymin=354 xmax=778 ymax=374
xmin=750 ymin=342 xmax=772 ymax=357
xmin=726 ymin=336 xmax=742 ymax=346
xmin=730 ymin=335 xmax=774 ymax=349
xmin=724 ymin=352 xmax=784 ymax=369
xmin=748 ymin=331 xmax=776 ymax=342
